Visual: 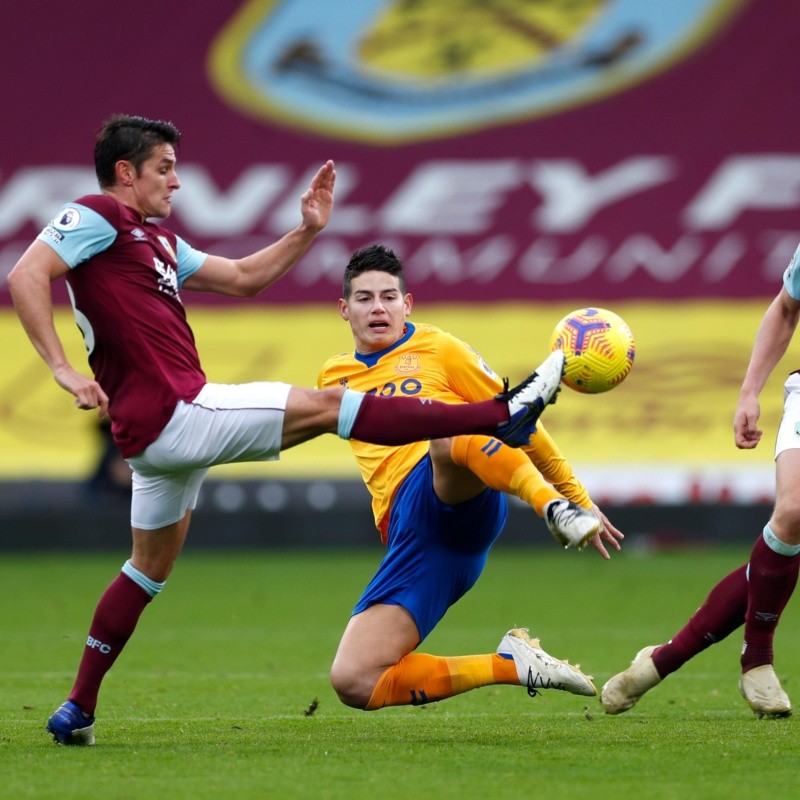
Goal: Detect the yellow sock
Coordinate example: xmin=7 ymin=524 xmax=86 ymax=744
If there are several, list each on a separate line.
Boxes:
xmin=451 ymin=435 xmax=561 ymax=516
xmin=366 ymin=652 xmax=520 ymax=710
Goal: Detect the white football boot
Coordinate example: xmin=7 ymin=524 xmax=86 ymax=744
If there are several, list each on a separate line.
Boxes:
xmin=739 ymin=664 xmax=792 ymax=718
xmin=600 ymin=645 xmax=662 ymax=715
xmin=497 ymin=627 xmax=596 ymax=697
xmin=544 ymin=499 xmax=602 ymax=550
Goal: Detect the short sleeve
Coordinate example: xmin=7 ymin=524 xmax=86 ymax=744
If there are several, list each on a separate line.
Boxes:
xmin=783 ymin=243 xmax=800 ymax=300
xmin=175 ymin=235 xmax=208 ymax=286
xmin=36 ymin=203 xmax=117 ymax=268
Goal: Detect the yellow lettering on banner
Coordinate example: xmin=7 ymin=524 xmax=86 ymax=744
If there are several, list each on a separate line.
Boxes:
xmin=0 ymin=301 xmax=784 ymax=480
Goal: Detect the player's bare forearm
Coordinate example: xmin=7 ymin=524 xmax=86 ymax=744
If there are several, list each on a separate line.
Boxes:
xmin=183 ymin=160 xmax=336 ymax=298
xmin=237 ymin=160 xmax=335 ymax=293
xmin=8 ymin=246 xmax=108 ymax=416
xmin=740 ymin=290 xmax=800 ymax=398
xmin=8 ymin=253 xmax=71 ymax=374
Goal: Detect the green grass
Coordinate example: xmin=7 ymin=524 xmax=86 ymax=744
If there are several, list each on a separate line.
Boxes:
xmin=1 ymin=545 xmax=797 ymax=799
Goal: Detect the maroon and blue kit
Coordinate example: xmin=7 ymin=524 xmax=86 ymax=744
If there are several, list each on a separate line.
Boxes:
xmin=37 ymin=194 xmax=208 ymax=456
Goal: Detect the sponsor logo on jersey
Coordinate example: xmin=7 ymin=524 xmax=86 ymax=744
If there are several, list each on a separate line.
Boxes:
xmin=131 ymin=227 xmax=146 ymax=240
xmin=153 ymin=257 xmax=179 ymax=298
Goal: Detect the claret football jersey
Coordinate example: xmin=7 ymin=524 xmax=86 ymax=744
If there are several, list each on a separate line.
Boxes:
xmin=37 ymin=194 xmax=208 ymax=456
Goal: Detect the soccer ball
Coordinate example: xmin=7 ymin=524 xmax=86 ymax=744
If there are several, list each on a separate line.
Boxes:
xmin=549 ymin=307 xmax=635 ymax=394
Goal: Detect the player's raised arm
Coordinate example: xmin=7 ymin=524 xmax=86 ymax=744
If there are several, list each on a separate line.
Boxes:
xmin=183 ymin=160 xmax=336 ymax=297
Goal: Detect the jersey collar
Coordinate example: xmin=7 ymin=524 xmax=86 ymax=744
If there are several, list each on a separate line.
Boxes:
xmin=354 ymin=321 xmax=416 ymax=368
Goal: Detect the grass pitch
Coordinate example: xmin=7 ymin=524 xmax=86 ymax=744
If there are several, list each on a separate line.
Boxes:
xmin=1 ymin=544 xmax=797 ymax=799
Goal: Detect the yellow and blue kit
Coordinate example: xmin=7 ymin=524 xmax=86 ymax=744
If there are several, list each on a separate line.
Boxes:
xmin=318 ymin=321 xmax=515 ymax=640
xmin=318 ymin=321 xmax=510 ymax=538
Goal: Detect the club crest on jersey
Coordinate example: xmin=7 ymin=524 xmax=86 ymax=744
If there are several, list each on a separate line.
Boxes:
xmin=158 ymin=236 xmax=177 ymax=261
xmin=395 ymin=354 xmax=421 ymax=374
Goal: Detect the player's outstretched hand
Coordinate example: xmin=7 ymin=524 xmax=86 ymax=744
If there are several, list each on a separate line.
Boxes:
xmin=300 ymin=160 xmax=336 ymax=232
xmin=588 ymin=504 xmax=623 ymax=560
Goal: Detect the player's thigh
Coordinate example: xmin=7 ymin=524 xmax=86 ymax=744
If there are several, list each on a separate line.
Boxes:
xmin=334 ymin=603 xmax=420 ymax=674
xmin=772 ymin=449 xmax=800 ymax=540
xmin=771 ymin=377 xmax=800 ymax=538
xmin=130 ymin=512 xmax=192 ymax=582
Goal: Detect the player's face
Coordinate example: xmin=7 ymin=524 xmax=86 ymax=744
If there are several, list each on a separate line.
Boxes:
xmin=127 ymin=144 xmax=180 ymax=220
xmin=339 ymin=271 xmax=412 ymax=354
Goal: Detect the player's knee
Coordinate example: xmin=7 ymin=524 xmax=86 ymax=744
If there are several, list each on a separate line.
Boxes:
xmin=329 ymin=663 xmax=372 ymax=710
xmin=282 ymin=386 xmax=345 ymax=445
xmin=772 ymin=500 xmax=800 ymax=543
xmin=771 ymin=522 xmax=800 ymax=547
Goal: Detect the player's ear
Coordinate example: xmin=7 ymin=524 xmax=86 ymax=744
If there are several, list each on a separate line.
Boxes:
xmin=404 ymin=293 xmax=413 ymax=316
xmin=338 ymin=298 xmax=349 ymax=320
xmin=115 ymin=160 xmax=135 ymax=187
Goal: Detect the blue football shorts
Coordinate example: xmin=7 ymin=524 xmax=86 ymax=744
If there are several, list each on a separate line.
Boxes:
xmin=352 ymin=454 xmax=508 ymax=642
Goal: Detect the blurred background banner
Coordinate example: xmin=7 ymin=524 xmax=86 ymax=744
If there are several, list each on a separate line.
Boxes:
xmin=2 ymin=0 xmax=798 ymax=305
xmin=1 ymin=0 xmax=797 ymax=515
xmin=0 ymin=299 xmax=784 ymax=505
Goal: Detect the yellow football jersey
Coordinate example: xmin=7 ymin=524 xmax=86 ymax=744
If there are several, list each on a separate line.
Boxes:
xmin=317 ymin=321 xmax=506 ymax=540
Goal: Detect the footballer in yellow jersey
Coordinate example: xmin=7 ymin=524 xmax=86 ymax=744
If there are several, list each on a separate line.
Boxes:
xmin=320 ymin=245 xmax=623 ymax=713
xmin=319 ymin=320 xmax=507 ymax=541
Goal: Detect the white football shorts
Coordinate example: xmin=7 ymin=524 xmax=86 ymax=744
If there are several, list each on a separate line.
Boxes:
xmin=127 ymin=381 xmax=291 ymax=530
xmin=775 ymin=372 xmax=800 ymax=458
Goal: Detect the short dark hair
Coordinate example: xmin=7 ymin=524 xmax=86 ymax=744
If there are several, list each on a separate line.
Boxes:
xmin=343 ymin=245 xmax=406 ymax=299
xmin=94 ymin=114 xmax=181 ymax=189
